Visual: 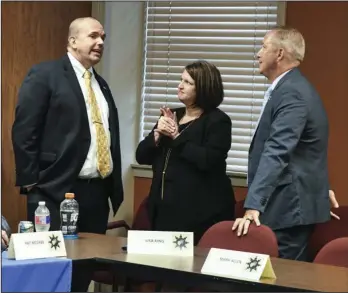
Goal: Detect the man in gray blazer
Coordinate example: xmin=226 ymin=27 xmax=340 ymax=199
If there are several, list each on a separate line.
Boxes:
xmin=232 ymin=26 xmax=331 ymax=261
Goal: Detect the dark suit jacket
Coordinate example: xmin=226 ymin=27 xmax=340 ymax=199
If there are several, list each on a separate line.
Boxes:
xmin=245 ymin=68 xmax=331 ymax=230
xmin=12 ymin=54 xmax=123 ymax=215
xmin=136 ymin=107 xmax=235 ymax=234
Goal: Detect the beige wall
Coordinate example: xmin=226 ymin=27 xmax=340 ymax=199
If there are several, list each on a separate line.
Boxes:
xmin=96 ymin=2 xmax=144 ymax=233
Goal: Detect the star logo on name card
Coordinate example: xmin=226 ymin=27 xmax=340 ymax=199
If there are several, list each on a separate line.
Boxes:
xmin=245 ymin=256 xmax=261 ymax=272
xmin=48 ymin=234 xmax=61 ymax=250
xmin=173 ymin=234 xmax=189 ymax=250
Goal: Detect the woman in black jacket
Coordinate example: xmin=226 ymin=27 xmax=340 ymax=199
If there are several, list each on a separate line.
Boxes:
xmin=136 ymin=60 xmax=235 ymax=244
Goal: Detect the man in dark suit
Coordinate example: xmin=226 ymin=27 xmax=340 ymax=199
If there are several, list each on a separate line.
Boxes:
xmin=12 ymin=17 xmax=123 ymax=234
xmin=232 ymin=26 xmax=331 ymax=261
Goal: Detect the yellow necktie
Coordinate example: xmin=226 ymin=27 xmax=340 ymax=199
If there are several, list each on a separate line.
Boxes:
xmin=83 ymin=70 xmax=111 ymax=178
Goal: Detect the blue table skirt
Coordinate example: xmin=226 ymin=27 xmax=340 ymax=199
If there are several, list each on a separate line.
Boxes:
xmin=1 ymin=251 xmax=72 ymax=292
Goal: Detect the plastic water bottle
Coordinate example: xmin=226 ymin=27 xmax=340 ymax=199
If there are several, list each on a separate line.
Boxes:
xmin=34 ymin=201 xmax=50 ymax=232
xmin=60 ymin=193 xmax=79 ymax=239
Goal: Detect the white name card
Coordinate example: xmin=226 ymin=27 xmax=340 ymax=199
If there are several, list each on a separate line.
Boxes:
xmin=7 ymin=231 xmax=67 ymax=260
xmin=127 ymin=230 xmax=194 ymax=256
xmin=201 ymin=248 xmax=276 ymax=282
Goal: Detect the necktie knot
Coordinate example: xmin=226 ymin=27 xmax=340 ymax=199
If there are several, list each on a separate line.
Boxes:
xmin=83 ymin=70 xmax=92 ymax=80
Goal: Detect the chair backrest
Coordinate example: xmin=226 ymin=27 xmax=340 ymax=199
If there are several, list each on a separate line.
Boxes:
xmin=308 ymin=206 xmax=348 ymax=261
xmin=131 ymin=196 xmax=151 ymax=230
xmin=313 ymin=237 xmax=348 ymax=268
xmin=198 ymin=220 xmax=279 ymax=257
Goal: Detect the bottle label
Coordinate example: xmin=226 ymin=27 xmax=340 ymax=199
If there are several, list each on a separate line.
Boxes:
xmin=60 ymin=211 xmax=79 ymax=235
xmin=35 ymin=215 xmax=50 ymax=225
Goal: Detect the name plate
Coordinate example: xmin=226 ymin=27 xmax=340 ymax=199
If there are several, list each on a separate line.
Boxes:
xmin=127 ymin=230 xmax=194 ymax=256
xmin=7 ymin=231 xmax=67 ymax=260
xmin=201 ymin=248 xmax=276 ymax=281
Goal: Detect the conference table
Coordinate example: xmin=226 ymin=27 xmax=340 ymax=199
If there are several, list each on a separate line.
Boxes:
xmin=65 ymin=233 xmax=348 ymax=292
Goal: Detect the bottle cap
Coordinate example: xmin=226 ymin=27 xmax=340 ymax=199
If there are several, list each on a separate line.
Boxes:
xmin=39 ymin=201 xmax=45 ymax=206
xmin=65 ymin=193 xmax=75 ymax=199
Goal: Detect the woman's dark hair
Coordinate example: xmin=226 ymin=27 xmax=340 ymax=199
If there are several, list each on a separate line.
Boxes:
xmin=184 ymin=60 xmax=224 ymax=112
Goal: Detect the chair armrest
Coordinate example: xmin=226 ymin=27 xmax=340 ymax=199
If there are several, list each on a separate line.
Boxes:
xmin=107 ymin=220 xmax=131 ymax=231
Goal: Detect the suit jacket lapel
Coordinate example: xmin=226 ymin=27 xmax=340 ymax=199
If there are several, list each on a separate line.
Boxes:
xmin=61 ymin=55 xmax=89 ymax=130
xmin=249 ymin=68 xmax=300 ymax=153
xmin=93 ymin=70 xmax=118 ymax=153
xmin=94 ymin=71 xmax=111 ymax=104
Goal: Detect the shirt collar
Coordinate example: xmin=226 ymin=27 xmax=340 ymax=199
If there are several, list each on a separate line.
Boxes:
xmin=269 ymin=69 xmax=292 ymax=91
xmin=67 ymin=52 xmax=93 ymax=78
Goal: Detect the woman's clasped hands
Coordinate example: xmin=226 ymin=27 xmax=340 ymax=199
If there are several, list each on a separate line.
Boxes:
xmin=154 ymin=107 xmax=179 ymax=140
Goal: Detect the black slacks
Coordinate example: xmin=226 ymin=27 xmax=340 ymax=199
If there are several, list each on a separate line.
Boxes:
xmin=27 ymin=176 xmax=112 ymax=234
xmin=274 ymin=224 xmax=315 ymax=262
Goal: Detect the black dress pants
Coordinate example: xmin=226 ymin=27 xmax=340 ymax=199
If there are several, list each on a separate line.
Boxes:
xmin=274 ymin=224 xmax=315 ymax=262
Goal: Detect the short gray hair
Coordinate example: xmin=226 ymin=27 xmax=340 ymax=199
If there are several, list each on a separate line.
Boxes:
xmin=270 ymin=26 xmax=305 ymax=62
